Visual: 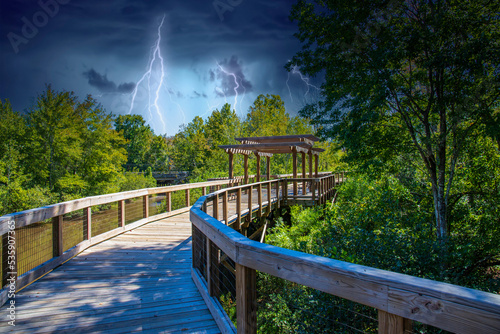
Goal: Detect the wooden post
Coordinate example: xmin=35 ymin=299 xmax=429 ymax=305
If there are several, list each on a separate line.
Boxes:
xmin=166 ymin=192 xmax=172 ymax=212
xmin=85 ymin=207 xmax=92 ymax=240
xmin=247 ymin=185 xmax=253 ymax=224
xmin=378 ymin=310 xmax=412 ymax=334
xmin=236 ymin=263 xmax=257 ymax=334
xmin=275 ymin=181 xmax=280 ymax=209
xmin=223 ymin=191 xmax=228 ymax=225
xmin=236 ymin=188 xmax=242 ymax=230
xmin=282 ymin=179 xmax=288 ymax=205
xmin=214 ymin=194 xmax=219 ymax=220
xmin=314 ymin=154 xmax=319 ymax=177
xmin=119 ymin=200 xmax=125 ymax=228
xmin=229 ymin=151 xmax=234 ymax=179
xmin=202 ymin=187 xmax=207 ymax=196
xmin=244 ymin=155 xmax=249 ymax=184
xmin=292 ymin=148 xmax=298 ymax=196
xmin=257 ymin=183 xmax=262 ymax=217
xmin=52 ymin=215 xmax=64 ymax=257
xmin=266 ymin=156 xmax=271 ymax=181
xmin=301 ymin=152 xmax=306 ymax=195
xmin=143 ymin=195 xmax=149 ymax=218
xmin=186 ymin=189 xmax=190 ymax=207
xmin=255 ymin=154 xmax=261 ymax=182
xmin=312 ymin=179 xmax=316 ymax=203
xmin=267 ymin=181 xmax=271 ymax=214
xmin=308 ymin=152 xmax=313 ymax=178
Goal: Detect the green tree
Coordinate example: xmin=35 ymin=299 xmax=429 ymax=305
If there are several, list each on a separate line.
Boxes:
xmin=114 ymin=114 xmax=155 ymax=171
xmin=171 ymin=116 xmax=209 ymax=174
xmin=25 ymin=86 xmax=83 ymax=192
xmin=244 ymin=94 xmax=290 ymax=137
xmin=289 ymin=0 xmax=500 ymax=240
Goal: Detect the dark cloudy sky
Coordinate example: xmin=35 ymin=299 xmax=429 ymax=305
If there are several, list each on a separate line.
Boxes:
xmin=0 ymin=0 xmax=322 ymax=135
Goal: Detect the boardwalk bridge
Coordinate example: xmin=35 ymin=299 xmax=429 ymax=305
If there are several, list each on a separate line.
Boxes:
xmin=0 ymin=136 xmax=499 ymax=333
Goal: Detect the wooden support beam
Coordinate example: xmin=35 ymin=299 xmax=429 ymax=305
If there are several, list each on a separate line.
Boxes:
xmin=85 ymin=207 xmax=92 ymax=240
xmin=378 ymin=310 xmax=412 ymax=334
xmin=255 ymin=154 xmax=261 ymax=182
xmin=223 ymin=192 xmax=228 ymax=225
xmin=292 ymin=148 xmax=298 ymax=196
xmin=213 ymin=194 xmax=219 ymax=220
xmin=143 ymin=195 xmax=149 ymax=218
xmin=186 ymin=189 xmax=190 ymax=207
xmin=247 ymin=185 xmax=253 ymax=225
xmin=236 ymin=188 xmax=242 ymax=230
xmin=119 ymin=200 xmax=125 ymax=228
xmin=257 ymin=183 xmax=262 ymax=218
xmin=236 ymin=263 xmax=257 ymax=334
xmin=267 ymin=181 xmax=271 ymax=214
xmin=52 ymin=215 xmax=64 ymax=257
xmin=244 ymin=155 xmax=249 ymax=184
xmin=314 ymin=154 xmax=319 ymax=177
xmin=301 ymin=152 xmax=306 ymax=195
xmin=266 ymin=156 xmax=271 ymax=181
xmin=308 ymin=151 xmax=313 ymax=178
xmin=202 ymin=187 xmax=207 ymax=196
xmin=166 ymin=192 xmax=172 ymax=212
xmin=229 ymin=152 xmax=234 ymax=179
xmin=275 ymin=181 xmax=280 ymax=209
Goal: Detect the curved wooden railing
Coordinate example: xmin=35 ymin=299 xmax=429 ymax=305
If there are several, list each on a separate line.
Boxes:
xmin=0 ymin=178 xmax=243 ymax=306
xmin=190 ymin=175 xmax=500 ymax=334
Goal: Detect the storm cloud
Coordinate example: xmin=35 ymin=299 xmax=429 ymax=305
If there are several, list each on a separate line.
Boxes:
xmin=83 ymin=69 xmax=136 ymax=94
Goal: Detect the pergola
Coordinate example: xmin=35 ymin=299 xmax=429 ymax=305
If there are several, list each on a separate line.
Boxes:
xmin=219 ymin=134 xmax=325 ymax=184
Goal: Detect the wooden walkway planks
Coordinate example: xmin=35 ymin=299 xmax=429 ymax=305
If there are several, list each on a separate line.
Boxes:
xmin=0 ymin=212 xmax=221 ymax=334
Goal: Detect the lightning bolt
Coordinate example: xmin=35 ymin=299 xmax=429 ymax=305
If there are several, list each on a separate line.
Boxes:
xmin=286 ymin=62 xmax=322 ymax=109
xmin=129 ymin=15 xmax=166 ymax=133
xmin=216 ymin=61 xmax=241 ymax=116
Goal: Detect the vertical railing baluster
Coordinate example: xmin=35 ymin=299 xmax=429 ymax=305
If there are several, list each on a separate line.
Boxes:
xmin=143 ymin=195 xmax=149 ymax=219
xmin=53 ymin=215 xmax=63 ymax=257
xmin=236 ymin=188 xmax=242 ymax=231
xmin=119 ymin=200 xmax=125 ymax=228
xmin=166 ymin=192 xmax=172 ymax=212
xmin=86 ymin=207 xmax=92 ymax=240
xmin=223 ymin=191 xmax=228 ymax=225
xmin=185 ymin=189 xmax=190 ymax=207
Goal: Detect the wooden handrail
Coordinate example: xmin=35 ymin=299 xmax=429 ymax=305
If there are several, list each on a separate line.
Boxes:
xmin=190 ymin=176 xmax=500 ymax=334
xmin=0 ymin=178 xmax=241 ymax=306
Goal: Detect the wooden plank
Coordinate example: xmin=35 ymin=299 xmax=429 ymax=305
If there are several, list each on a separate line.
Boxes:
xmin=292 ymin=148 xmax=298 ymax=196
xmin=143 ymin=195 xmax=149 ymax=218
xmin=236 ymin=263 xmax=257 ymax=334
xmin=229 ymin=152 xmax=234 ymax=179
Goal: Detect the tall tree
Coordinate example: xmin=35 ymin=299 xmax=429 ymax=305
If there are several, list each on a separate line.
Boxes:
xmin=114 ymin=114 xmax=155 ymax=171
xmin=289 ymin=0 xmax=500 ymax=240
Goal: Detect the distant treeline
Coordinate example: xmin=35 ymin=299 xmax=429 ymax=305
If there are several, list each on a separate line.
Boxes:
xmin=0 ymin=86 xmax=341 ymax=215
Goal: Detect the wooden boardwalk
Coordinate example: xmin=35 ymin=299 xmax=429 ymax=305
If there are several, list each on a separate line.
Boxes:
xmin=0 ymin=212 xmax=221 ymax=334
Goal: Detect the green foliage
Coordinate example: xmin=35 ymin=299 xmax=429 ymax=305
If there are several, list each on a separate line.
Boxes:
xmin=289 ymin=0 xmax=500 ymax=240
xmin=119 ymin=171 xmax=157 ymax=192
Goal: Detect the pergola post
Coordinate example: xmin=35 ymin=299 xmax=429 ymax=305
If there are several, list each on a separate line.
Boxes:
xmin=229 ymin=151 xmax=234 ymax=179
xmin=244 ymin=154 xmax=249 ymax=184
xmin=314 ymin=154 xmax=319 ymax=177
xmin=301 ymin=152 xmax=306 ymax=195
xmin=308 ymin=151 xmax=313 ymax=178
xmin=292 ymin=147 xmax=298 ymax=196
xmin=266 ymin=156 xmax=271 ymax=181
xmin=255 ymin=153 xmax=261 ymax=182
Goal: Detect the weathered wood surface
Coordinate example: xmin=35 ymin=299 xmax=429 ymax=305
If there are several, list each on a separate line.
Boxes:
xmin=0 ymin=212 xmax=221 ymax=333
xmin=191 ymin=176 xmax=500 ymax=334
